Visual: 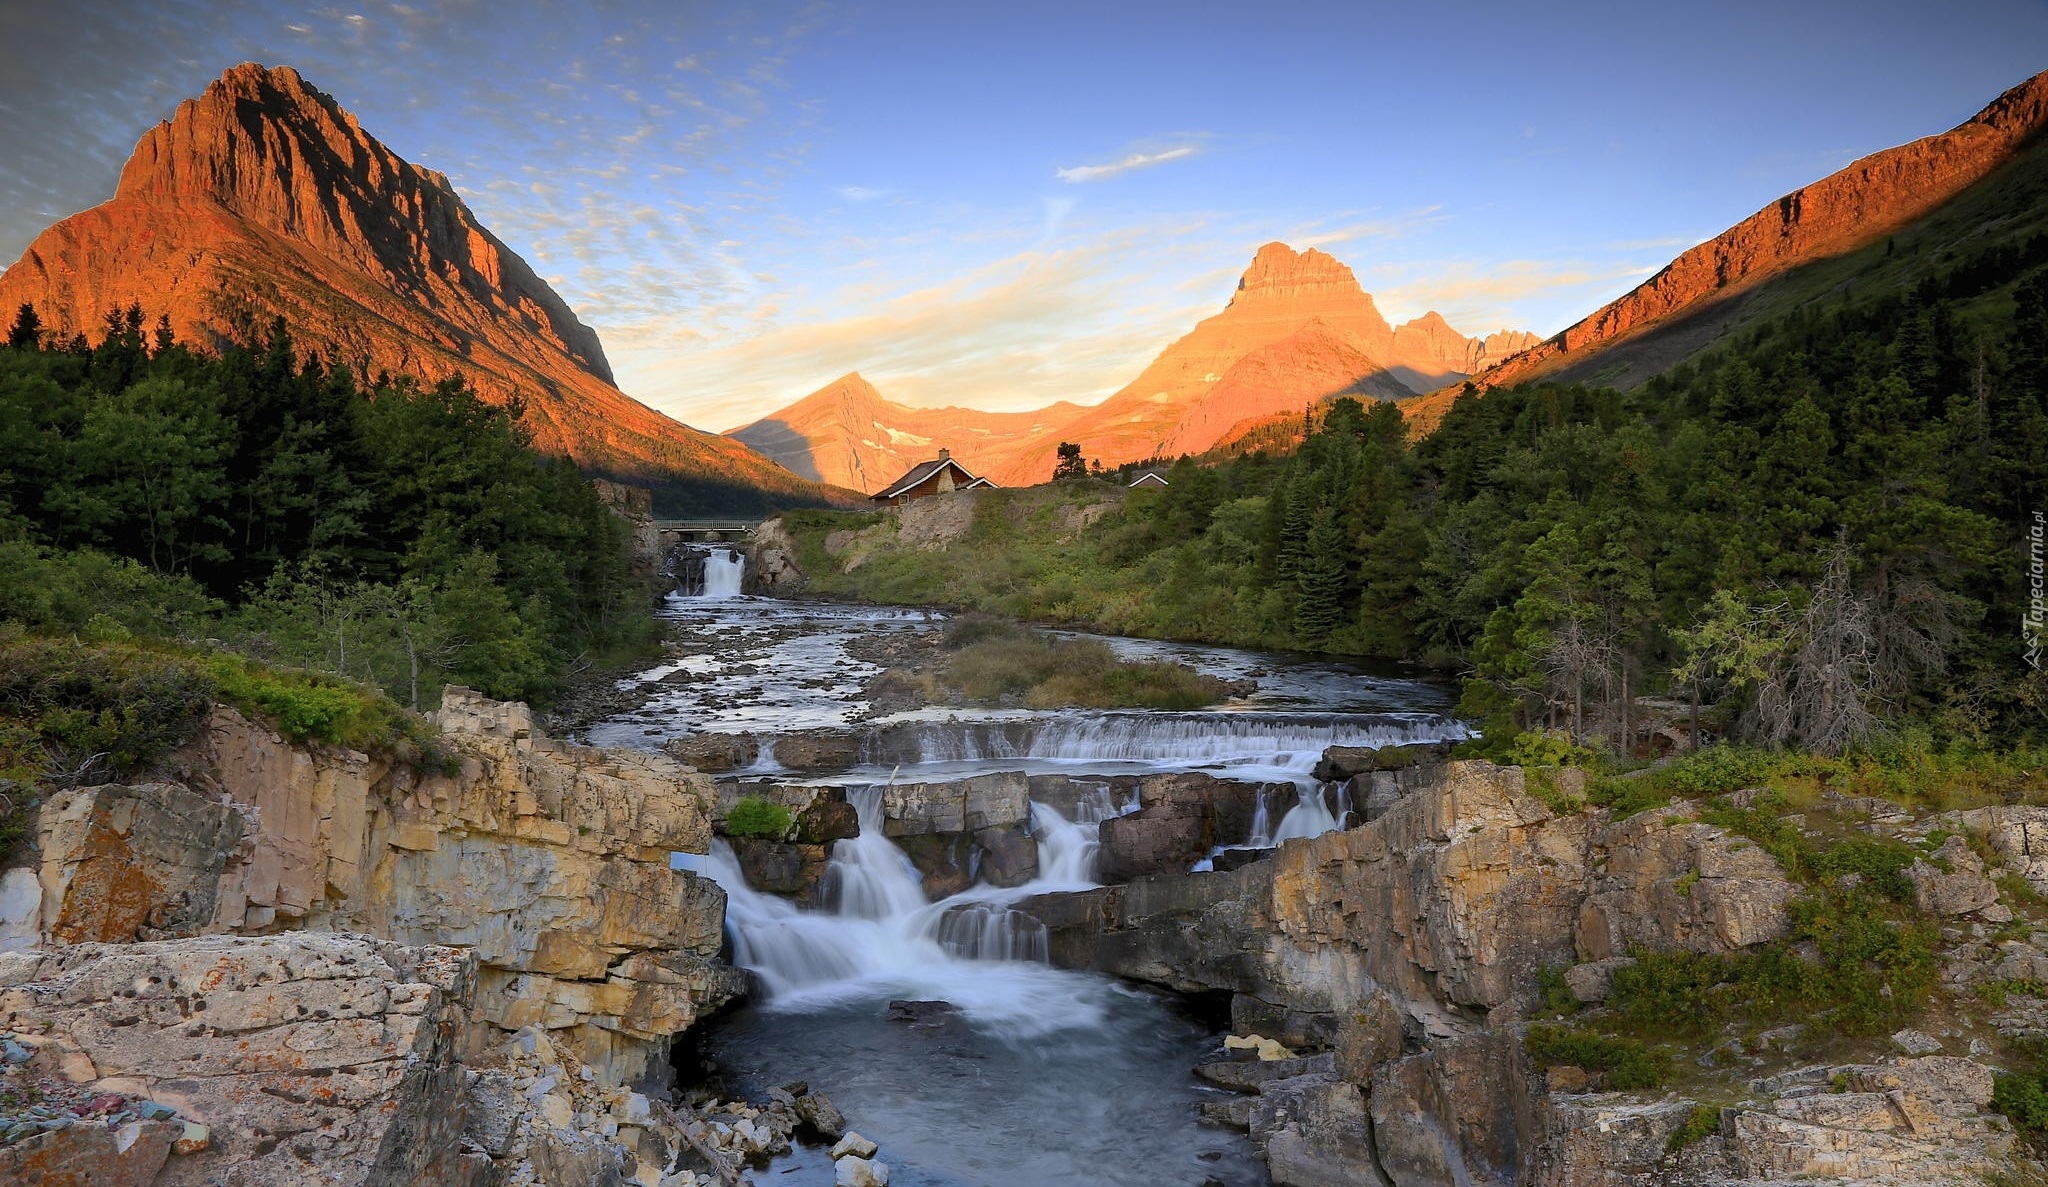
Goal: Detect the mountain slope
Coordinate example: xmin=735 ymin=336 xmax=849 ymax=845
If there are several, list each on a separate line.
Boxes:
xmin=728 ymin=373 xmax=1082 ymax=491
xmin=0 ymin=63 xmax=848 ymax=510
xmin=730 ymin=242 xmax=1530 ymax=487
xmin=1414 ymin=68 xmax=2048 ymax=422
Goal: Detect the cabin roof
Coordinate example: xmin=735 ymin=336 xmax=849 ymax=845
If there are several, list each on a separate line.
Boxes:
xmin=872 ymin=455 xmax=986 ymax=499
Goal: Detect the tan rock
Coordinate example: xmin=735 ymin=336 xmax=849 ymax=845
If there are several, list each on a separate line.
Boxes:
xmin=38 ymin=783 xmax=244 ymax=944
xmin=0 ymin=933 xmax=476 ymax=1187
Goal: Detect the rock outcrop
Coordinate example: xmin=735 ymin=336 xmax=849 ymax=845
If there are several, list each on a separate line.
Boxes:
xmin=1018 ymin=757 xmax=2038 ymax=1186
xmin=29 ymin=689 xmax=742 ymax=1088
xmin=0 ymin=933 xmax=484 ymax=1187
xmin=0 ymin=63 xmax=842 ymax=504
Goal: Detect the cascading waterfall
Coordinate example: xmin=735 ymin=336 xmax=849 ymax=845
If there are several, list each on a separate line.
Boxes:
xmin=704 ymin=785 xmax=1128 ymax=1034
xmin=700 ymin=548 xmax=745 ymax=598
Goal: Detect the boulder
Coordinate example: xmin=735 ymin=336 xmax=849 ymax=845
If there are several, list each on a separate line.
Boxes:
xmin=1576 ymin=809 xmax=1797 ymax=962
xmin=1909 ymin=835 xmax=2000 ymax=916
xmin=973 ymin=824 xmax=1039 ymax=887
xmin=772 ymin=732 xmax=862 ymax=770
xmin=730 ymin=839 xmax=832 ymax=899
xmin=662 ymin=732 xmax=759 ymax=772
xmin=37 ymin=782 xmax=244 ymax=944
xmin=0 ymin=1119 xmax=181 ymax=1187
xmin=881 ymin=772 xmax=1030 ymax=836
xmin=0 ymin=934 xmax=477 ymax=1187
xmin=1311 ymin=742 xmax=1450 ymax=783
xmin=1251 ymin=1073 xmax=1386 ymax=1187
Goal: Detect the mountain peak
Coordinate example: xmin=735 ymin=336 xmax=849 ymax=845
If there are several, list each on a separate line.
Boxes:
xmin=0 ymin=63 xmax=849 ymax=506
xmin=1236 ymin=242 xmax=1361 ymax=299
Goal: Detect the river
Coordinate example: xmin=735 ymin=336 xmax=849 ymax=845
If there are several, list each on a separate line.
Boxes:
xmin=585 ymin=570 xmax=1468 ymax=1186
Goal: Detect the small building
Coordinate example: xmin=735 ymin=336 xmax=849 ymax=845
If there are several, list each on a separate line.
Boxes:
xmin=1128 ymin=470 xmax=1170 ymax=488
xmin=871 ymin=448 xmax=996 ymax=505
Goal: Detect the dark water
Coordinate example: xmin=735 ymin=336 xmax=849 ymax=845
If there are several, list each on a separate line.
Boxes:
xmin=701 ymin=990 xmax=1268 ymax=1187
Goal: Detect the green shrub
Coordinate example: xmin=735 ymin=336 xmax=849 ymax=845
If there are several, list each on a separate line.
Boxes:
xmin=726 ymin=796 xmax=793 ymax=840
xmin=197 ymin=651 xmax=435 ymax=757
xmin=1666 ymin=1103 xmax=1723 ymax=1153
xmin=1995 ymin=1071 xmax=2048 ymax=1132
xmin=1524 ymin=1024 xmax=1673 ymax=1090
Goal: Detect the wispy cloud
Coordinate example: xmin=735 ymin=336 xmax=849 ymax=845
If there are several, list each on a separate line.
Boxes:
xmin=1365 ymin=259 xmax=1659 ymax=335
xmin=1055 ymin=145 xmax=1195 ymax=183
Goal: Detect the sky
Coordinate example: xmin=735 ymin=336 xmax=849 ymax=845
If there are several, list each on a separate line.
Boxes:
xmin=1 ymin=1 xmax=2045 ymax=431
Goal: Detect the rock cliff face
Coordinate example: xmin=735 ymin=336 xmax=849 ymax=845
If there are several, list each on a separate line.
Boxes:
xmin=1019 ymin=759 xmax=2027 ymax=1186
xmin=1440 ymin=69 xmax=2048 ymax=405
xmin=731 ymin=243 xmax=1534 ymax=485
xmin=0 ymin=63 xmax=841 ymax=504
xmin=2 ymin=687 xmax=751 ymax=1185
xmin=26 ymin=689 xmax=740 ymax=1087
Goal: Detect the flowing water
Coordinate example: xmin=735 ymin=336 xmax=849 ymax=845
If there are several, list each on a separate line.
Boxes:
xmin=591 ymin=573 xmax=1467 ymax=1186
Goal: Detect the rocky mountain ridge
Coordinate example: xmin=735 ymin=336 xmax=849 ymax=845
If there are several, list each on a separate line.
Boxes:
xmin=730 ymin=242 xmax=1535 ymax=488
xmin=1417 ymin=67 xmax=2048 ymax=415
xmin=0 ymin=63 xmax=844 ymax=508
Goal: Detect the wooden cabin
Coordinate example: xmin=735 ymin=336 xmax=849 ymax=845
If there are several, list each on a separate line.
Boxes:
xmin=1128 ymin=470 xmax=1170 ymax=488
xmin=871 ymin=449 xmax=997 ymax=505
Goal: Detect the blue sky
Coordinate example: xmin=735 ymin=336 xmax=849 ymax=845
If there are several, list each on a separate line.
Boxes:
xmin=1 ymin=1 xmax=2044 ymax=429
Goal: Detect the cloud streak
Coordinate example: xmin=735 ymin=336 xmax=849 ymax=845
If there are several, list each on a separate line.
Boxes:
xmin=1055 ymin=145 xmax=1195 ymax=183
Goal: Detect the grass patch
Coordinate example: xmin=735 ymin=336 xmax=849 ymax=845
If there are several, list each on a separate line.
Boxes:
xmin=938 ymin=616 xmax=1236 ymax=710
xmin=0 ymin=631 xmax=447 ymax=861
xmin=1524 ymin=1023 xmax=1674 ymax=1090
xmin=724 ymin=796 xmax=793 ymax=840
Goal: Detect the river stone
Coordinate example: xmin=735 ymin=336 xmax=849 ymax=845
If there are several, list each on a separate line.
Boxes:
xmin=773 ymin=733 xmax=863 ymax=770
xmin=1250 ymin=1073 xmax=1385 ymax=1187
xmin=1196 ymin=1052 xmax=1337 ymax=1091
xmin=831 ymin=1131 xmax=879 ymax=1159
xmin=834 ymin=1155 xmax=890 ymax=1186
xmin=974 ymin=824 xmax=1038 ymax=887
xmin=730 ymin=839 xmax=831 ymax=899
xmin=886 ymin=1000 xmax=961 ymax=1028
xmin=794 ymin=1089 xmax=847 ymax=1139
xmin=663 ymin=732 xmax=759 ymax=772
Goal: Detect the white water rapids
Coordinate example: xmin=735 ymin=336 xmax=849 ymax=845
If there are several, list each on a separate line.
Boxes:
xmin=703 ymin=785 xmax=1127 ymax=1036
xmin=595 ymin=590 xmax=1470 ymax=1185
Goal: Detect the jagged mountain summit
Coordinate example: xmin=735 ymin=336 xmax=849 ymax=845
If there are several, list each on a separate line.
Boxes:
xmin=731 ymin=242 xmax=1534 ymax=488
xmin=1415 ymin=67 xmax=2048 ymax=422
xmin=0 ymin=63 xmax=845 ymax=508
xmin=728 ymin=373 xmax=1084 ymax=492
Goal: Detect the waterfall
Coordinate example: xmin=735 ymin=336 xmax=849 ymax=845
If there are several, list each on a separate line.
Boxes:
xmin=856 ymin=711 xmax=1464 ymax=777
xmin=1271 ymin=784 xmax=1341 ymax=844
xmin=704 ymin=787 xmax=1127 ymax=1032
xmin=701 ymin=548 xmax=745 ymax=598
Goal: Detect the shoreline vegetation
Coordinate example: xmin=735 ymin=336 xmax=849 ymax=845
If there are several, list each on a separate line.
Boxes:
xmin=857 ymin=613 xmax=1254 ymax=713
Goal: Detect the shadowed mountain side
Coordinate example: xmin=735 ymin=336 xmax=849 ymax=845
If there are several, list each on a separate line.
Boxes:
xmin=1432 ymin=68 xmax=2048 ymax=415
xmin=0 ymin=62 xmax=850 ymax=512
xmin=728 ymin=371 xmax=1083 ymax=493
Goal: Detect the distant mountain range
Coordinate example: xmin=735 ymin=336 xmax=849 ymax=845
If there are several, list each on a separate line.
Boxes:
xmin=0 ymin=64 xmax=853 ymax=511
xmin=732 ymin=242 xmax=1536 ymax=488
xmin=15 ymin=62 xmax=2045 ymax=508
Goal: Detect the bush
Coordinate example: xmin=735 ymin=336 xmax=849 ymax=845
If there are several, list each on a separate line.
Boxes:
xmin=1995 ymin=1071 xmax=2048 ymax=1132
xmin=726 ymin=796 xmax=793 ymax=839
xmin=1666 ymin=1103 xmax=1723 ymax=1153
xmin=1524 ymin=1024 xmax=1673 ymax=1090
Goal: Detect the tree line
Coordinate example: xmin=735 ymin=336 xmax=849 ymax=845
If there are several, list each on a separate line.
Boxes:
xmin=0 ymin=305 xmax=652 ymax=707
xmin=944 ymin=244 xmax=2048 ymax=754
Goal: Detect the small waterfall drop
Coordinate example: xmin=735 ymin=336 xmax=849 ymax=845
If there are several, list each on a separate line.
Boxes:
xmin=705 ymin=785 xmax=1128 ymax=1035
xmin=701 ymin=548 xmax=745 ymax=598
xmin=1271 ymin=783 xmax=1342 ymax=844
